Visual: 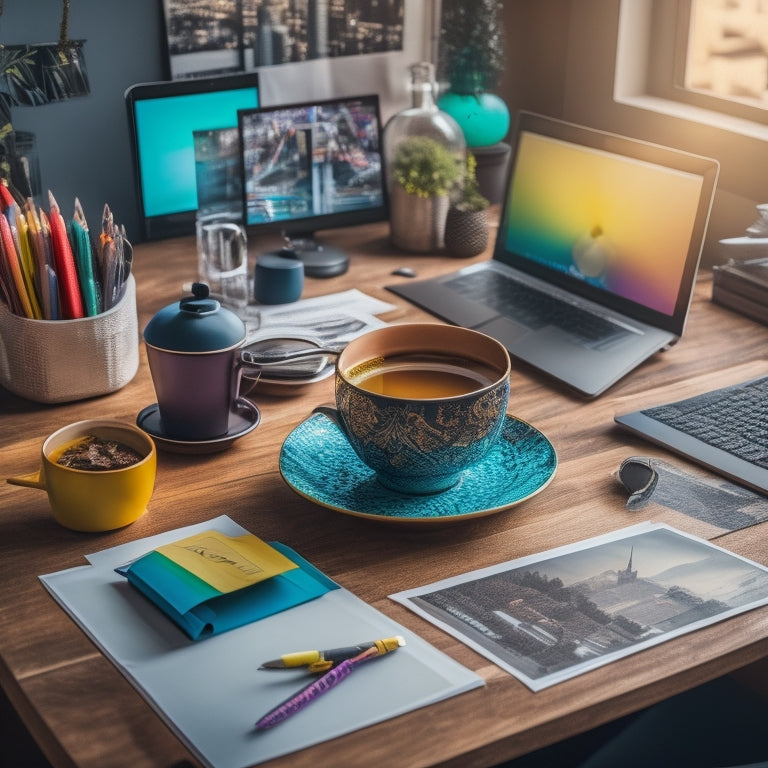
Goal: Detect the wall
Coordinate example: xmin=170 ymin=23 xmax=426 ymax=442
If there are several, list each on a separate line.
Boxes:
xmin=3 ymin=1 xmax=571 ymax=247
xmin=4 ymin=0 xmax=760 ymax=261
xmin=2 ymin=0 xmax=166 ymax=242
xmin=498 ymin=0 xmax=571 ymax=119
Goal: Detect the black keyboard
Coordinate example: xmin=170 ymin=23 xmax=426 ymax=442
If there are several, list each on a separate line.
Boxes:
xmin=642 ymin=377 xmax=768 ymax=469
xmin=445 ymin=269 xmax=625 ymax=347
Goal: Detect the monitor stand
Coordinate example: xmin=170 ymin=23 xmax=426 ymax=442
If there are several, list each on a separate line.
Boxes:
xmin=280 ymin=236 xmax=350 ymax=278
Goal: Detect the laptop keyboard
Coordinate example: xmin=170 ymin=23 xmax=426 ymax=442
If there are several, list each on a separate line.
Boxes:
xmin=642 ymin=377 xmax=768 ymax=469
xmin=444 ymin=269 xmax=626 ymax=348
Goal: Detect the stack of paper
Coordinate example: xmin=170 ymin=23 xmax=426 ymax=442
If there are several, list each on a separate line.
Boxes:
xmin=712 ymin=257 xmax=768 ymax=325
xmin=40 ymin=516 xmax=483 ymax=768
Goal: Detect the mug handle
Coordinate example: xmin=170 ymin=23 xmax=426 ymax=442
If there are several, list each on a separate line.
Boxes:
xmin=312 ymin=405 xmax=348 ymax=437
xmin=7 ymin=469 xmax=46 ymax=490
xmin=233 ymin=355 xmax=264 ymax=401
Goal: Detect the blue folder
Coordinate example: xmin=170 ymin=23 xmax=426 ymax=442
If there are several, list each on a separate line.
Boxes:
xmin=116 ymin=542 xmax=339 ymax=640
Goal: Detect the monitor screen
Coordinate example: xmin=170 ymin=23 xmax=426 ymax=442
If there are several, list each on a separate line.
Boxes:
xmin=126 ymin=72 xmax=260 ymax=241
xmin=193 ymin=127 xmax=242 ymax=215
xmin=238 ymin=94 xmax=387 ymax=242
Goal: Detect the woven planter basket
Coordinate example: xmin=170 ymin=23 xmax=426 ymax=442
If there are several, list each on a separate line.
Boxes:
xmin=444 ymin=207 xmax=489 ymax=258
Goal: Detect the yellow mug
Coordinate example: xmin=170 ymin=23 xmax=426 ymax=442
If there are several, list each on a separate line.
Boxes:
xmin=7 ymin=419 xmax=157 ymax=532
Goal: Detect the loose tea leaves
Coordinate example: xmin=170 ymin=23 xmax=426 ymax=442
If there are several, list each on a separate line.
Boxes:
xmin=56 ymin=436 xmax=142 ymax=471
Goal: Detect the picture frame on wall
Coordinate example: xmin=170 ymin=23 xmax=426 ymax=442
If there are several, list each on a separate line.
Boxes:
xmin=161 ymin=0 xmax=437 ymax=120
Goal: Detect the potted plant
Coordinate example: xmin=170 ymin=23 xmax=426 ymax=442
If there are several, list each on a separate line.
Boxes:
xmin=389 ymin=135 xmax=463 ymax=252
xmin=436 ymin=0 xmax=510 ymax=205
xmin=0 ymin=44 xmax=44 ymax=200
xmin=444 ymin=152 xmax=490 ymax=258
xmin=436 ymin=0 xmax=508 ymax=149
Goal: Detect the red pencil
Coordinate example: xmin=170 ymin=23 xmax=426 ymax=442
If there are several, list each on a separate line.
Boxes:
xmin=47 ymin=191 xmax=84 ymax=319
xmin=0 ymin=182 xmax=16 ymax=211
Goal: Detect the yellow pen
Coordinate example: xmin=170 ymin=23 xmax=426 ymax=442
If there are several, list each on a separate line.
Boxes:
xmin=259 ymin=637 xmax=404 ymax=673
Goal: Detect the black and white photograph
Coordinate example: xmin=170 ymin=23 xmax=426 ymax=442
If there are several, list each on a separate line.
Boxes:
xmin=163 ymin=0 xmax=406 ymax=78
xmin=161 ymin=0 xmax=431 ymax=118
xmin=391 ymin=523 xmax=768 ymax=691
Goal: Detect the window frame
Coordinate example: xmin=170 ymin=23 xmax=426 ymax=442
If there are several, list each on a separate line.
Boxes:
xmin=646 ymin=0 xmax=768 ymax=126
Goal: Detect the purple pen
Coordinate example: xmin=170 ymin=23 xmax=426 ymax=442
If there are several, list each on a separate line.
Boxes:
xmin=254 ymin=635 xmax=405 ymax=730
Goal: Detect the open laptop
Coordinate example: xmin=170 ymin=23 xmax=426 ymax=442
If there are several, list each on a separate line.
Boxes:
xmin=388 ymin=112 xmax=720 ymax=397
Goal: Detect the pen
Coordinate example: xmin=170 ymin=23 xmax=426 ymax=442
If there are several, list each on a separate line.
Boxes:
xmin=254 ymin=635 xmax=405 ymax=730
xmin=259 ymin=636 xmax=404 ymax=672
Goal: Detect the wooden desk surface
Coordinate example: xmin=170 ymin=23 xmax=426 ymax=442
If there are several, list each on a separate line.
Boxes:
xmin=3 ymin=219 xmax=768 ymax=768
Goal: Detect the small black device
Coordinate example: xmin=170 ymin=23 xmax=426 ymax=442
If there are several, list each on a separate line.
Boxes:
xmin=275 ymin=242 xmax=349 ymax=278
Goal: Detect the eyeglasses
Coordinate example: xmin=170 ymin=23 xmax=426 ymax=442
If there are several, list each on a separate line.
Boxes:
xmin=618 ymin=457 xmax=658 ymax=502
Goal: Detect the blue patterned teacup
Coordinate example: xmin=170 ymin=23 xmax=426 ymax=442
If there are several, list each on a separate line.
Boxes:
xmin=315 ymin=323 xmax=510 ymax=494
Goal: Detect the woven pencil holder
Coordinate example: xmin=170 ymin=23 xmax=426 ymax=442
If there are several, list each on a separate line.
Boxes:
xmin=0 ymin=274 xmax=139 ymax=403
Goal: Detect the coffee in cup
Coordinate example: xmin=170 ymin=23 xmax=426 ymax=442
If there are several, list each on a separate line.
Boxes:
xmin=6 ymin=419 xmax=156 ymax=532
xmin=316 ymin=323 xmax=510 ymax=494
xmin=349 ymin=352 xmax=499 ymax=398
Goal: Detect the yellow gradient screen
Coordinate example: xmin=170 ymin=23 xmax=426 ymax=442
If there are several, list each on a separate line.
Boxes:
xmin=503 ymin=133 xmax=703 ymax=316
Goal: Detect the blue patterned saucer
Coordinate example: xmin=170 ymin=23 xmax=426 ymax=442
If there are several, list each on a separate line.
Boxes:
xmin=279 ymin=413 xmax=557 ymax=524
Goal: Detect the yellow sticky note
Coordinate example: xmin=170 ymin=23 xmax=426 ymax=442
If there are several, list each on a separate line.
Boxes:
xmin=156 ymin=531 xmax=298 ymax=594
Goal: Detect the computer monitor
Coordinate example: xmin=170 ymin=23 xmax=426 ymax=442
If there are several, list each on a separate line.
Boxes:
xmin=126 ymin=72 xmax=260 ymax=241
xmin=238 ymin=94 xmax=387 ymax=275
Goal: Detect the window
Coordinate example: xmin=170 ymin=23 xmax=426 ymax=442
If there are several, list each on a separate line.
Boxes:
xmin=608 ymin=0 xmax=768 ymax=260
xmin=643 ymin=0 xmax=768 ymax=126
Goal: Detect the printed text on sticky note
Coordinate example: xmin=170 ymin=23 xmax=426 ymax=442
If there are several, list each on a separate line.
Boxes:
xmin=156 ymin=531 xmax=298 ymax=593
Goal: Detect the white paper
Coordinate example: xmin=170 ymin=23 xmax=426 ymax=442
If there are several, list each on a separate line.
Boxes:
xmin=242 ymin=289 xmax=396 ymax=346
xmin=40 ymin=516 xmax=482 ymax=768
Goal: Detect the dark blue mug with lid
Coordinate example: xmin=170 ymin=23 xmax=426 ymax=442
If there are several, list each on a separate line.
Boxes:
xmin=254 ymin=253 xmax=304 ymax=305
xmin=143 ymin=283 xmax=260 ymax=441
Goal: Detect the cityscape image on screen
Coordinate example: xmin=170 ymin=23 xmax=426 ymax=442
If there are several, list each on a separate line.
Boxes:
xmin=239 ymin=95 xmax=385 ymax=234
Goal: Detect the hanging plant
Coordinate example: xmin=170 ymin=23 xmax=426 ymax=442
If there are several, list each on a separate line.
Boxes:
xmin=0 ymin=45 xmax=48 ymax=107
xmin=0 ymin=0 xmax=90 ymax=107
xmin=0 ymin=0 xmax=90 ymax=201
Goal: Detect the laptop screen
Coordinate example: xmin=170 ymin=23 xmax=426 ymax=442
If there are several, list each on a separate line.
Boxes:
xmin=495 ymin=113 xmax=719 ymax=334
